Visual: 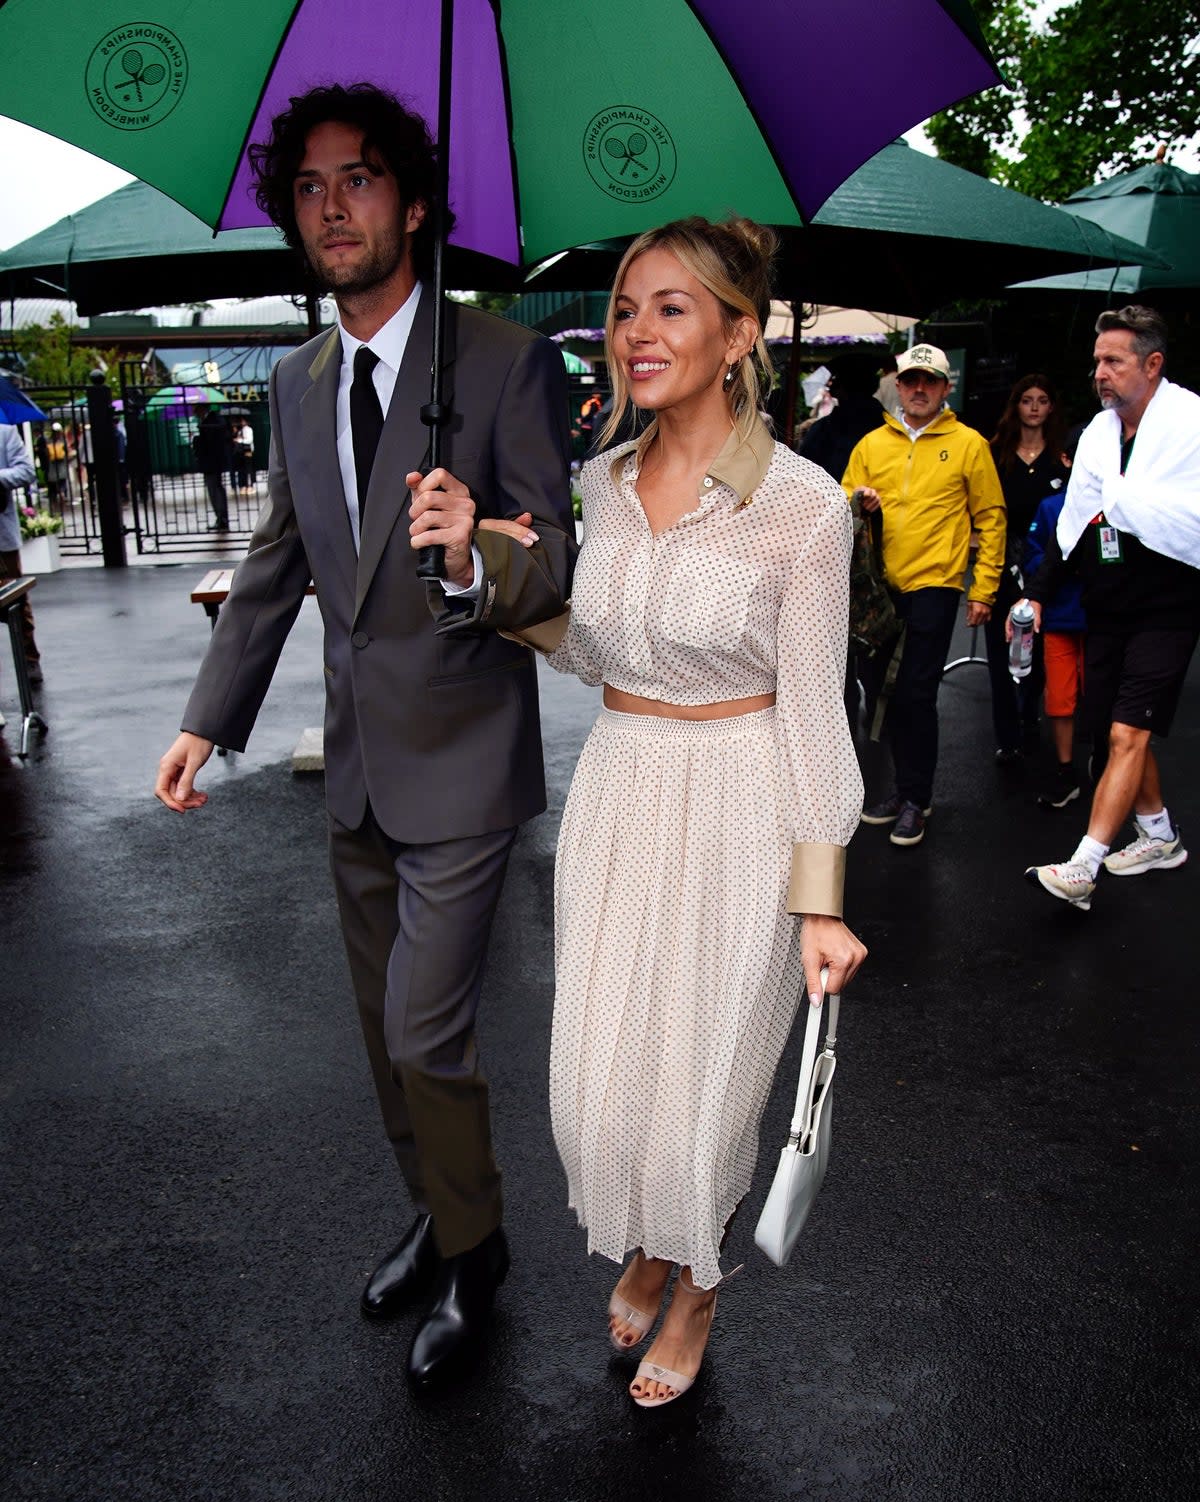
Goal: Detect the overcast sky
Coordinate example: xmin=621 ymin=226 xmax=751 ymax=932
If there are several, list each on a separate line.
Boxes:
xmin=0 ymin=120 xmax=134 ymax=251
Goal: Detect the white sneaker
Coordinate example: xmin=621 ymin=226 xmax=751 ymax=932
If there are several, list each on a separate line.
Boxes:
xmin=1025 ymin=859 xmax=1096 ymax=911
xmin=1103 ymin=824 xmax=1188 ymax=877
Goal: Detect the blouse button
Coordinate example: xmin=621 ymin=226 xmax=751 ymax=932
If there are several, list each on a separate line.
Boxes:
xmin=702 ymin=476 xmax=714 ymax=488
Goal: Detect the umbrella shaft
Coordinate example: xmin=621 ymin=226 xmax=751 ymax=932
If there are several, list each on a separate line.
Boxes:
xmin=417 ymin=0 xmax=455 ymax=583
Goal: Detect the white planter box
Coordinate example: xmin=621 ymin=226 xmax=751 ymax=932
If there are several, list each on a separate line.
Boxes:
xmin=20 ymin=534 xmax=62 ymax=574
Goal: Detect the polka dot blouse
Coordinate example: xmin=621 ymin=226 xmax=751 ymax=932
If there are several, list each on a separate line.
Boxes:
xmin=547 ymin=419 xmax=864 ymax=860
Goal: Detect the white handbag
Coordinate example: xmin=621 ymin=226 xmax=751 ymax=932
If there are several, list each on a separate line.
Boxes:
xmin=754 ymin=974 xmax=839 ymax=1267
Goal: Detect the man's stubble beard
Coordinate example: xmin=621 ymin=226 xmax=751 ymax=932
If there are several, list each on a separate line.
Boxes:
xmin=306 ymin=232 xmax=407 ymax=298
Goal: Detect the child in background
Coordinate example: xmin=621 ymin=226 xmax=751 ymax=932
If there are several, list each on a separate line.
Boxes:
xmin=1023 ymin=428 xmax=1086 ymax=808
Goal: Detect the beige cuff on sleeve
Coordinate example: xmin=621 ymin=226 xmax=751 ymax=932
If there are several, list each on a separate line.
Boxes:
xmin=786 ymin=843 xmax=846 ymax=918
xmin=498 ymin=610 xmax=570 ymax=652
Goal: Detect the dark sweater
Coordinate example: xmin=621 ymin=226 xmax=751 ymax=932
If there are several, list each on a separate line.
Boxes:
xmin=992 ymin=447 xmax=1070 ymax=543
xmin=801 ymin=395 xmax=885 ymax=484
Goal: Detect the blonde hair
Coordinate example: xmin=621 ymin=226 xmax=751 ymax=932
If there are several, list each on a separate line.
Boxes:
xmin=599 ymin=215 xmax=778 ymax=450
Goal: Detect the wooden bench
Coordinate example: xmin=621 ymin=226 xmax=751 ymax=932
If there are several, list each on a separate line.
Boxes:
xmin=190 ymin=568 xmax=321 ymax=766
xmin=191 ymin=567 xmax=317 ymax=630
xmin=190 ymin=567 xmax=237 ymax=628
xmin=0 ymin=576 xmax=48 ymax=758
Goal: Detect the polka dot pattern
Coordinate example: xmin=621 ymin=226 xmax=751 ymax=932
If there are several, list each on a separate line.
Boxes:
xmin=548 ymin=437 xmax=863 ymax=851
xmin=545 ymin=435 xmax=864 ymax=1288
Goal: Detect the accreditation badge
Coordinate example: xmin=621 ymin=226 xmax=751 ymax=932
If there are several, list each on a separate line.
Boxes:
xmin=1098 ymin=524 xmax=1122 ymax=564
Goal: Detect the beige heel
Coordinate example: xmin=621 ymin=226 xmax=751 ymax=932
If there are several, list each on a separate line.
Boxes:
xmin=630 ymin=1267 xmax=738 ymax=1408
xmin=608 ymin=1291 xmax=657 ymax=1349
xmin=607 ymin=1254 xmax=672 ymax=1351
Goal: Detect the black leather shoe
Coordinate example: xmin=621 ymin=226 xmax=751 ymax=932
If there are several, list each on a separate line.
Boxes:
xmin=360 ymin=1213 xmax=439 ymax=1321
xmin=406 ymin=1226 xmax=510 ymax=1392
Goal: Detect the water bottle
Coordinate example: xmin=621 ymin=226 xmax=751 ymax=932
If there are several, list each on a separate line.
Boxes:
xmin=1009 ymin=600 xmax=1035 ymax=681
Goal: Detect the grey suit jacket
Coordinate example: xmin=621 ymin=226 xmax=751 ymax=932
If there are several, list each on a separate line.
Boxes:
xmin=182 ymin=296 xmax=576 ymax=843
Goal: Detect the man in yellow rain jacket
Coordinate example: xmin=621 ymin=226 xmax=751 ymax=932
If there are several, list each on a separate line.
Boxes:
xmin=843 ymin=343 xmax=1005 ymax=847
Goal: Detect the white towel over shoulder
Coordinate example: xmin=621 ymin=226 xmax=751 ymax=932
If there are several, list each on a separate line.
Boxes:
xmin=1057 ymin=378 xmax=1200 ymax=570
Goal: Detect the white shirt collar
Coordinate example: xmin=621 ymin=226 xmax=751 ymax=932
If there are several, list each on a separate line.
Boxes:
xmin=901 ymin=406 xmax=944 ymax=441
xmin=337 ymin=280 xmax=423 ymax=379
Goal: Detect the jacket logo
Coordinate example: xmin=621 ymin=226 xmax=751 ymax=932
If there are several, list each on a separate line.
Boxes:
xmin=939 ymin=449 xmax=949 ymax=461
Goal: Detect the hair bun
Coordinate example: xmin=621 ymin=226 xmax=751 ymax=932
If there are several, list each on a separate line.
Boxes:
xmin=723 ymin=216 xmax=779 ymax=269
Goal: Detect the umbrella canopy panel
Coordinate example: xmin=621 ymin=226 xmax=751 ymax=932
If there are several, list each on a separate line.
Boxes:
xmin=0 ymin=374 xmax=49 ymax=424
xmin=525 ymin=143 xmax=1168 ymax=316
xmin=0 ymin=179 xmax=297 ymax=313
xmin=1010 ymin=161 xmax=1200 ymax=295
xmin=144 ymin=384 xmax=228 ymax=418
xmin=2 ymin=0 xmax=999 ymax=267
xmin=0 ymin=178 xmax=519 ymax=315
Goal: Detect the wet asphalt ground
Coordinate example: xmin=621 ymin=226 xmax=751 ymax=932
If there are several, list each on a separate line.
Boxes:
xmin=1 ymin=561 xmax=1197 ymax=1502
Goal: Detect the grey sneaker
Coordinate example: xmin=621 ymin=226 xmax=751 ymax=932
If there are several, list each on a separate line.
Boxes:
xmin=1025 ymin=859 xmax=1095 ymax=911
xmin=1103 ymin=824 xmax=1187 ymax=877
xmin=889 ymin=801 xmax=927 ymax=846
xmin=862 ymin=794 xmax=932 ymax=827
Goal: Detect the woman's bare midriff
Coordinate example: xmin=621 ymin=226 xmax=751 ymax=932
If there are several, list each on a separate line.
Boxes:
xmin=603 ymin=686 xmax=776 ymax=720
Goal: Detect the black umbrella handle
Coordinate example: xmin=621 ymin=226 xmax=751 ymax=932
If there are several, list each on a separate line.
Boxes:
xmin=414 ymin=402 xmax=448 ymax=581
xmin=415 ymin=0 xmax=455 ymax=584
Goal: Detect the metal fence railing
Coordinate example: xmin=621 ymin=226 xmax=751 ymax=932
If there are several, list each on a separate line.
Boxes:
xmin=119 ymin=366 xmax=269 ymax=554
xmin=12 ymin=370 xmax=270 ymax=556
xmin=11 ymin=361 xmax=602 ymax=560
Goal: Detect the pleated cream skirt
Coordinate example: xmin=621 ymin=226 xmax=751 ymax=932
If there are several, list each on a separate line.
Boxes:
xmin=550 ymin=706 xmax=805 ymax=1289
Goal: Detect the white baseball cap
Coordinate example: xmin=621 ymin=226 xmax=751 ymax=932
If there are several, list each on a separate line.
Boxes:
xmin=897 ymin=344 xmax=950 ymax=380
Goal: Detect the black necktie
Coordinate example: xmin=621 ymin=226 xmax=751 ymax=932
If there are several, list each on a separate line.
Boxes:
xmin=350 ymin=345 xmax=383 ymax=518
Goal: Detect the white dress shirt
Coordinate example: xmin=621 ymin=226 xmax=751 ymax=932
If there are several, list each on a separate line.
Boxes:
xmin=336 ymin=281 xmax=479 ymax=594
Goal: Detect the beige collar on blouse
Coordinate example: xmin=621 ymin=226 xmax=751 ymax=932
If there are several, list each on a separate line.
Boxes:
xmin=611 ymin=415 xmax=775 ymax=503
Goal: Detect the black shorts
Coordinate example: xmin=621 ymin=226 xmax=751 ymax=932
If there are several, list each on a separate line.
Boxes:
xmin=1084 ymin=624 xmax=1200 ymax=738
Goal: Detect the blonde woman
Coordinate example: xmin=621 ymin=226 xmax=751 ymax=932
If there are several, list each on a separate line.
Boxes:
xmin=491 ymin=217 xmax=866 ymax=1406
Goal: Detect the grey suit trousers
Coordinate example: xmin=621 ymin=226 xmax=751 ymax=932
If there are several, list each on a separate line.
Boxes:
xmin=329 ymin=807 xmax=516 ymax=1257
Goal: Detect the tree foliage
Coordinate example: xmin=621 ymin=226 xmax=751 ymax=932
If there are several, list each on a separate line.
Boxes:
xmin=928 ymin=0 xmax=1200 ymax=201
xmin=10 ymin=313 xmax=120 ymax=395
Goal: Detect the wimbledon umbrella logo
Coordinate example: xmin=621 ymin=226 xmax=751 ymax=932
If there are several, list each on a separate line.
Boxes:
xmin=85 ymin=23 xmax=188 ymax=131
xmin=583 ymin=108 xmax=677 ymax=203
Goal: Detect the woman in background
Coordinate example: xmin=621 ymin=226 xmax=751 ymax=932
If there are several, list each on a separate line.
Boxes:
xmin=987 ymin=374 xmax=1069 ymax=761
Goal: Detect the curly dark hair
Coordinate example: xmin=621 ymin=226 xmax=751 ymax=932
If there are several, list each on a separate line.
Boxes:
xmin=990 ymin=372 xmax=1068 ymax=473
xmin=247 ymin=82 xmax=453 ymax=280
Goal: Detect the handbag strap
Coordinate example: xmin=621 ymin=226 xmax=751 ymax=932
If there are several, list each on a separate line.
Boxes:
xmin=787 ymin=970 xmax=841 ymax=1142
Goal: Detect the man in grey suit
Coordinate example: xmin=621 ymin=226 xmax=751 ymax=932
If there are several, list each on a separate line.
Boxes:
xmin=154 ymin=84 xmax=575 ymax=1392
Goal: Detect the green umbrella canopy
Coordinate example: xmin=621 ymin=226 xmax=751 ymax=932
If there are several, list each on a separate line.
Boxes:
xmin=0 ymin=180 xmax=295 ymax=313
xmin=144 ymin=383 xmax=228 ymax=417
xmin=0 ymin=179 xmax=520 ymax=316
xmin=526 ymin=142 xmax=1167 ymax=316
xmin=1009 ymin=161 xmax=1200 ymax=295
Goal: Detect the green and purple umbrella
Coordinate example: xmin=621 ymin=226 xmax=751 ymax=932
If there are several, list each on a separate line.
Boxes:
xmin=1 ymin=0 xmax=1001 ymax=263
xmin=143 ymin=384 xmax=228 ymax=420
xmin=1 ymin=0 xmax=1000 ymax=570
